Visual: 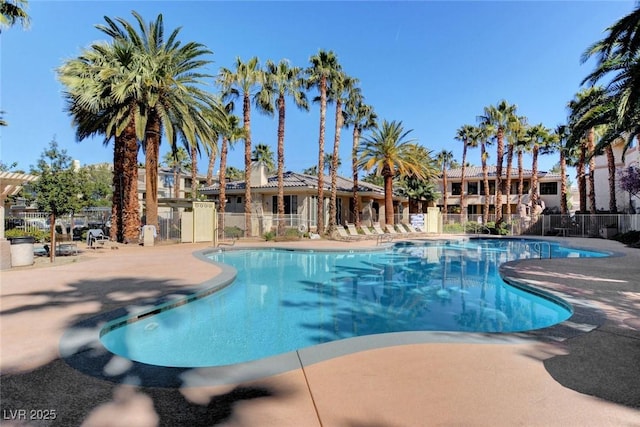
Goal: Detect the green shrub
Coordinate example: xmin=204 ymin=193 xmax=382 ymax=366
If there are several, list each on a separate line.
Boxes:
xmin=612 ymin=230 xmax=640 ymax=246
xmin=263 ymin=230 xmax=276 ymax=241
xmin=5 ymin=228 xmax=49 ymax=242
xmin=224 ymin=226 xmax=244 ymax=239
xmin=284 ymin=228 xmax=300 ymax=238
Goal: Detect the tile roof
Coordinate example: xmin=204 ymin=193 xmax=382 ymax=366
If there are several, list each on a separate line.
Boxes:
xmin=444 ymin=166 xmax=561 ymax=179
xmin=201 ymin=171 xmax=386 ymax=194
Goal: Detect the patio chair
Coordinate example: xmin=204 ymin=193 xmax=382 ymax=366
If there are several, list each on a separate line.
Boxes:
xmin=359 ymin=224 xmax=376 ymax=237
xmin=87 ymin=228 xmax=110 ymax=248
xmin=345 ymin=223 xmax=367 ymax=239
xmin=336 ymin=226 xmax=363 ymax=241
xmin=372 ymin=223 xmax=388 ymax=236
xmin=385 ymin=224 xmax=407 ymax=236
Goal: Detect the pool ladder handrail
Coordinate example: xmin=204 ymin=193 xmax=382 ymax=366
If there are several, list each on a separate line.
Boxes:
xmin=531 ymin=241 xmax=552 ymax=259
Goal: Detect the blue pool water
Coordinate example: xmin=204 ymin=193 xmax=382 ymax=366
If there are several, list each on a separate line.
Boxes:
xmin=100 ymin=239 xmax=607 ymax=367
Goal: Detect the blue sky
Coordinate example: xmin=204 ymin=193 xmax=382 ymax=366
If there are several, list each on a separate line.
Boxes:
xmin=1 ymin=1 xmax=635 ymax=178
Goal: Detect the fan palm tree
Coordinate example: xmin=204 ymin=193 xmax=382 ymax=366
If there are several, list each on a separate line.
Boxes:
xmin=470 ymin=125 xmax=492 ymax=224
xmin=218 ymin=56 xmax=267 ymax=236
xmin=505 ymin=116 xmax=527 ymax=218
xmin=552 ymin=125 xmax=571 ymax=216
xmin=162 ymin=147 xmax=190 ymax=198
xmin=218 ymin=111 xmax=246 ymax=236
xmin=478 ymin=100 xmax=518 ymax=224
xmin=0 ymin=0 xmax=29 ymax=32
xmin=97 ymin=11 xmax=223 ymax=231
xmin=358 ymin=120 xmax=431 ymax=226
xmin=327 ymin=71 xmax=358 ymax=233
xmin=262 ymin=59 xmax=308 ymax=235
xmin=436 ymin=150 xmax=454 ymax=222
xmin=58 ymin=39 xmax=141 ymax=243
xmin=525 ymin=124 xmax=553 ymax=211
xmin=306 ymin=49 xmax=340 ymax=235
xmin=454 ymin=124 xmax=476 ymax=222
xmin=345 ymin=92 xmax=377 ymax=227
xmin=251 ymin=143 xmax=276 ymax=173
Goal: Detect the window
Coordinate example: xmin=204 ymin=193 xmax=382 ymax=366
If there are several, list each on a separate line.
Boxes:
xmin=272 ymin=195 xmax=298 ymax=214
xmin=451 ymin=183 xmax=462 ymax=195
xmin=479 ymin=181 xmax=495 ymax=195
xmin=540 ymin=182 xmax=558 ymax=195
xmin=236 ymin=197 xmax=242 ymax=204
xmin=467 ymin=182 xmax=478 ymax=195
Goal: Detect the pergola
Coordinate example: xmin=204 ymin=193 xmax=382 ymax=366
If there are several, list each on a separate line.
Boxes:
xmin=1 ymin=171 xmax=38 ymax=239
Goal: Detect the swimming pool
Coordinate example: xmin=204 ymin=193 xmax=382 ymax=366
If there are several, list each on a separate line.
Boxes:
xmin=100 ymin=238 xmax=607 ymax=368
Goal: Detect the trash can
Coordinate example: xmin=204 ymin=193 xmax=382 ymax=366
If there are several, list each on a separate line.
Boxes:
xmin=10 ymin=236 xmax=35 ymax=267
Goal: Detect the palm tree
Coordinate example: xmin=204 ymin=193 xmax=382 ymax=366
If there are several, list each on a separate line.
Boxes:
xmin=97 ymin=11 xmax=222 ymax=231
xmin=218 ymin=111 xmax=245 ymax=237
xmin=0 ymin=0 xmax=29 ymax=32
xmin=162 ymin=147 xmax=190 ymax=198
xmin=58 ymin=38 xmax=141 ymax=243
xmin=251 ymin=143 xmax=276 ymax=173
xmin=525 ymin=124 xmax=553 ymax=212
xmin=553 ymin=125 xmax=571 ymax=217
xmin=218 ymin=56 xmax=266 ymax=237
xmin=478 ymin=100 xmax=518 ymax=224
xmin=358 ymin=120 xmax=431 ymax=226
xmin=345 ymin=92 xmax=377 ymax=227
xmin=470 ymin=125 xmax=492 ymax=224
xmin=328 ymin=71 xmax=357 ymax=234
xmin=505 ymin=116 xmax=527 ymax=218
xmin=582 ymin=5 xmax=640 ymax=155
xmin=306 ymin=49 xmax=340 ymax=235
xmin=262 ymin=59 xmax=308 ymax=235
xmin=454 ymin=124 xmax=476 ymax=222
xmin=436 ymin=150 xmax=454 ymax=222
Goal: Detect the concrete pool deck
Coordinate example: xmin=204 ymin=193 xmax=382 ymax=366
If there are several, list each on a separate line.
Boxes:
xmin=1 ymin=236 xmax=639 ymax=426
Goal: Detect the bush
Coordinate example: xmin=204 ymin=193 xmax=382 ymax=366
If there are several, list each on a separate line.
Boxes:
xmin=5 ymin=228 xmax=50 ymax=242
xmin=224 ymin=226 xmax=244 ymax=239
xmin=612 ymin=230 xmax=640 ymax=247
xmin=263 ymin=230 xmax=276 ymax=241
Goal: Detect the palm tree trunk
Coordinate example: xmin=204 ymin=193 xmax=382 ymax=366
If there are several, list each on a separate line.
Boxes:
xmin=173 ymin=168 xmax=179 ymax=198
xmin=460 ymin=142 xmax=467 ymax=223
xmin=352 ymin=126 xmax=361 ymax=227
xmin=243 ymin=93 xmax=253 ymax=237
xmin=219 ymin=137 xmax=229 ymax=239
xmin=144 ymin=115 xmax=161 ymax=232
xmin=606 ymin=144 xmax=617 ymax=213
xmin=123 ymin=121 xmax=140 ymax=243
xmin=111 ymin=134 xmax=125 ymax=242
xmin=384 ymin=170 xmax=394 ymax=225
xmin=328 ymin=99 xmax=343 ymax=234
xmin=560 ymin=149 xmax=568 ymax=216
xmin=442 ymin=164 xmax=448 ymax=223
xmin=495 ymin=130 xmax=504 ymax=223
xmin=531 ymin=146 xmax=539 ymax=210
xmin=316 ymin=76 xmax=327 ymax=235
xmin=481 ymin=142 xmax=490 ymax=224
xmin=206 ymin=147 xmax=215 ymax=187
xmin=505 ymin=144 xmax=514 ymax=217
xmin=277 ymin=95 xmax=286 ymax=236
xmin=517 ymin=150 xmax=524 ymax=209
xmin=587 ymin=128 xmax=596 ymax=214
xmin=578 ymin=140 xmax=587 ymax=213
xmin=190 ymin=144 xmax=198 ymax=199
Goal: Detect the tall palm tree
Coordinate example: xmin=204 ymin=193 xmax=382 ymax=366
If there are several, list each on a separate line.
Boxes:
xmin=218 ymin=56 xmax=266 ymax=237
xmin=327 ymin=71 xmax=357 ymax=233
xmin=306 ymin=49 xmax=340 ymax=235
xmin=505 ymin=116 xmax=527 ymax=218
xmin=436 ymin=150 xmax=454 ymax=222
xmin=162 ymin=147 xmax=190 ymax=198
xmin=345 ymin=92 xmax=377 ymax=227
xmin=58 ymin=38 xmax=141 ymax=243
xmin=525 ymin=124 xmax=553 ymax=211
xmin=218 ymin=111 xmax=245 ymax=238
xmin=0 ymin=0 xmax=29 ymax=32
xmin=582 ymin=5 xmax=640 ymax=155
xmin=454 ymin=124 xmax=476 ymax=222
xmin=251 ymin=143 xmax=276 ymax=173
xmin=262 ymin=59 xmax=308 ymax=235
xmin=470 ymin=125 xmax=492 ymax=224
xmin=553 ymin=125 xmax=571 ymax=217
xmin=97 ymin=11 xmax=222 ymax=231
xmin=478 ymin=100 xmax=518 ymax=224
xmin=358 ymin=120 xmax=431 ymax=226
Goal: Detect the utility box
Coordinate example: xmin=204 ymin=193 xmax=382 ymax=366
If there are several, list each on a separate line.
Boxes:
xmin=142 ymin=225 xmax=156 ymax=247
xmin=9 ymin=236 xmax=35 ymax=267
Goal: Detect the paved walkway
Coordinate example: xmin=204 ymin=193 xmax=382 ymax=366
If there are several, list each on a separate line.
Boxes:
xmin=1 ymin=236 xmax=639 ymax=426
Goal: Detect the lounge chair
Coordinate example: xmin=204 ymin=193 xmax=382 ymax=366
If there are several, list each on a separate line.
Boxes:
xmin=87 ymin=228 xmax=110 ymax=248
xmin=372 ymin=223 xmax=387 ymax=235
xmin=403 ymin=223 xmax=425 ymax=235
xmin=336 ymin=226 xmax=363 ymax=241
xmin=359 ymin=225 xmax=376 ymax=237
xmin=385 ymin=224 xmax=405 ymax=236
xmin=345 ymin=223 xmax=366 ymax=239
xmin=372 ymin=223 xmax=393 ymax=244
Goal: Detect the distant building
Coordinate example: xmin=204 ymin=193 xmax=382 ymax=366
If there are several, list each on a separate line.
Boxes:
xmin=435 ymin=166 xmax=565 ymax=218
xmin=592 ymin=136 xmax=639 ymax=213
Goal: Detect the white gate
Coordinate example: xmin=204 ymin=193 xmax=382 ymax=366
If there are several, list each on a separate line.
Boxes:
xmin=181 ymin=202 xmax=217 ymax=244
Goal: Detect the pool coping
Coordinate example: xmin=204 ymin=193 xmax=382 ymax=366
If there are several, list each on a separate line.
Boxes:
xmin=59 ymin=237 xmax=622 ymax=388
